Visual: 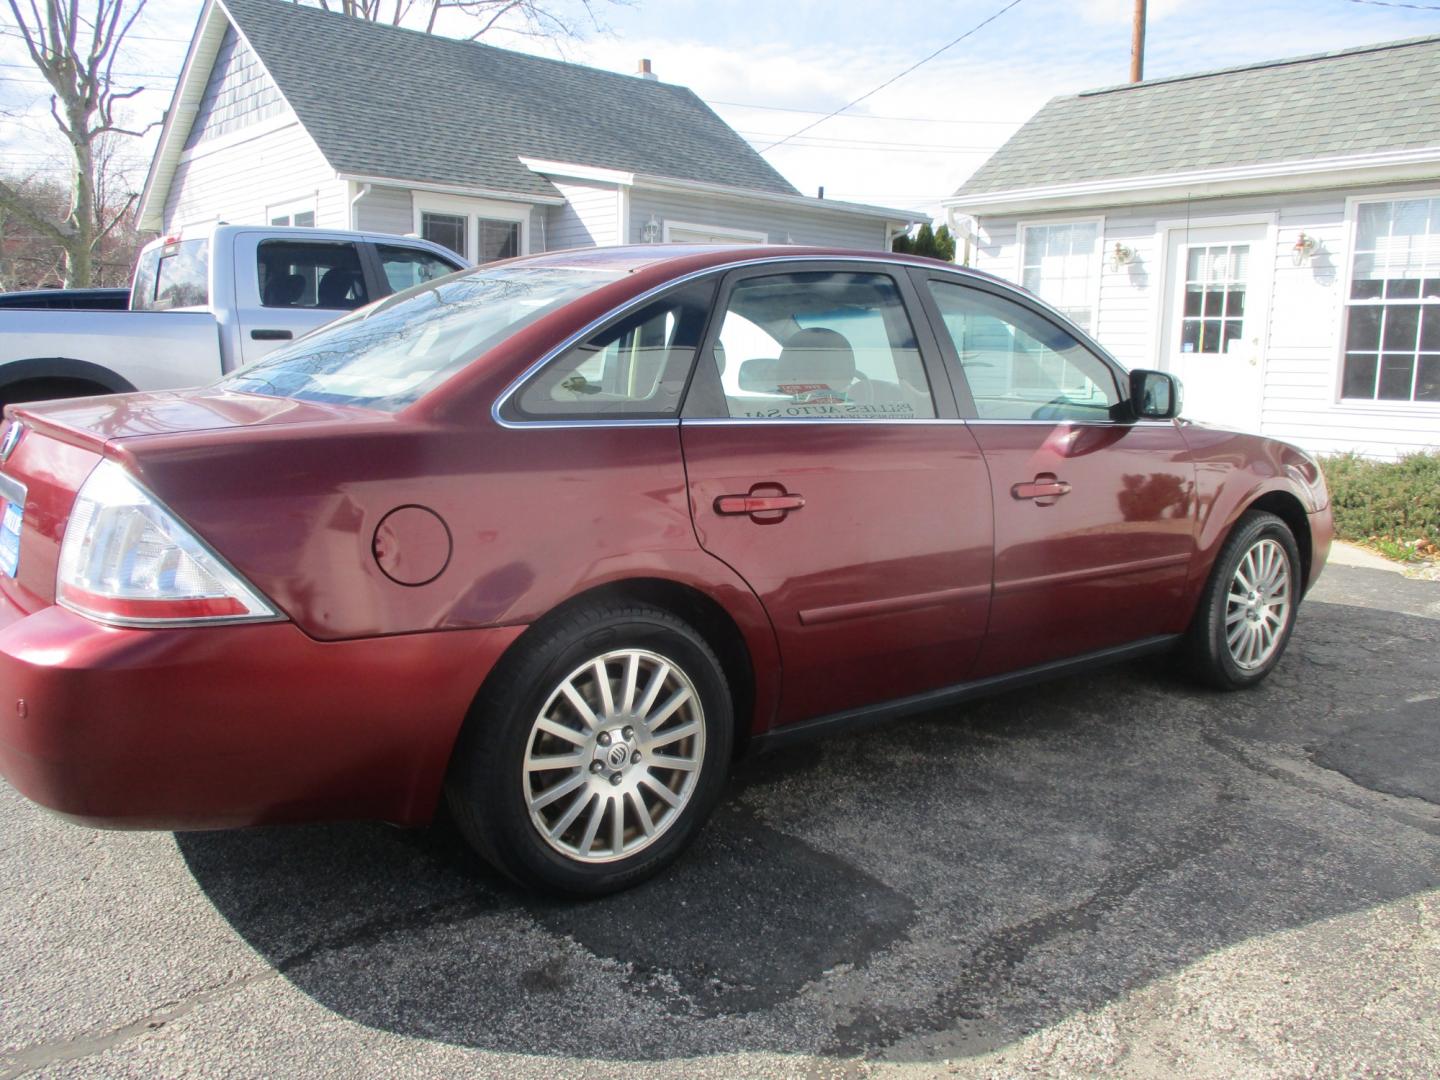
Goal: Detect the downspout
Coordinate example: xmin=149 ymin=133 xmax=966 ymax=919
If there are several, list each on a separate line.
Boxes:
xmin=349 ymin=182 xmax=372 ymax=230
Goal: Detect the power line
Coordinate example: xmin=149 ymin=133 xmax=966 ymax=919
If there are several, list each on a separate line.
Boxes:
xmin=757 ymin=0 xmax=1026 ymax=152
xmin=706 ymin=98 xmax=1026 ymax=126
xmin=1343 ymin=0 xmax=1440 ymax=9
xmin=0 ymin=61 xmax=178 ymax=78
xmin=735 ymin=128 xmax=1000 ymax=151
xmin=742 ymin=140 xmax=994 ymax=156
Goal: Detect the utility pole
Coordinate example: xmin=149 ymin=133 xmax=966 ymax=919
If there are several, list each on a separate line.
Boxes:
xmin=1130 ymin=0 xmax=1147 ymax=83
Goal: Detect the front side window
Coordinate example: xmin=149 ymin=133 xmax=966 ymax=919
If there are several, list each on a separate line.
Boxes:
xmin=1342 ymin=197 xmax=1440 ymax=403
xmin=512 ymin=280 xmax=716 ymax=419
xmin=1020 ymin=221 xmax=1100 ymax=332
xmin=223 ymin=264 xmax=626 ymax=412
xmin=928 ymin=280 xmax=1120 ymax=422
xmin=132 ymin=239 xmax=210 ymax=310
xmin=706 ymin=272 xmax=936 ymax=420
xmin=257 ymin=241 xmax=367 ymax=310
xmin=377 ymin=245 xmax=461 ymax=292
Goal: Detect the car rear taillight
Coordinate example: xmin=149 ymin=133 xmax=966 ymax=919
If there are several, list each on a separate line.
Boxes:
xmin=56 ymin=460 xmax=280 ymax=627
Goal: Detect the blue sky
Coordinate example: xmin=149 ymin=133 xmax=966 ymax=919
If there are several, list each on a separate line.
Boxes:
xmin=3 ymin=0 xmax=1438 ymax=219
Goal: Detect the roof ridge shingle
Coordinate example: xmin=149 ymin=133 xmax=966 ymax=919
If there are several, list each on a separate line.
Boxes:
xmin=216 ymin=0 xmax=801 ymax=198
xmin=953 ymin=33 xmax=1440 ymax=199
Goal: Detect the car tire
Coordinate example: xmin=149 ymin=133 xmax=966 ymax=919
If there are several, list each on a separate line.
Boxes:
xmin=445 ymin=602 xmax=733 ymax=897
xmin=1185 ymin=509 xmax=1302 ymax=690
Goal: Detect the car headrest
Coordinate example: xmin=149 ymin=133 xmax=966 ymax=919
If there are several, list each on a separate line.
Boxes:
xmin=317 ymin=267 xmax=358 ymax=308
xmin=776 ymin=327 xmax=855 ymax=390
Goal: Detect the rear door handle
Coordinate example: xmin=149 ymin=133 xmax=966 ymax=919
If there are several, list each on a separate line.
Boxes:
xmin=250 ymin=329 xmax=293 ymax=341
xmin=714 ymin=485 xmax=805 ymax=523
xmin=1011 ymin=473 xmax=1071 ymax=505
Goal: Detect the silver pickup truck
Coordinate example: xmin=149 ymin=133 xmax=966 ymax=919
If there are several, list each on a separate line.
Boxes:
xmin=0 ymin=223 xmax=468 ymax=407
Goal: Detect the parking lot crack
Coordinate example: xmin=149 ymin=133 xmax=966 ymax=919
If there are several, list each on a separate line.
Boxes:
xmin=0 ymin=972 xmax=276 ymax=1079
xmin=831 ymin=797 xmax=1238 ymax=1055
xmin=1203 ymin=732 xmax=1440 ymax=836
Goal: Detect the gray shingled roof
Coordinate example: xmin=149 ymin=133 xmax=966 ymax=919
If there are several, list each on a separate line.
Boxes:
xmin=220 ymin=0 xmax=799 ymax=198
xmin=955 ymin=35 xmax=1440 ymax=198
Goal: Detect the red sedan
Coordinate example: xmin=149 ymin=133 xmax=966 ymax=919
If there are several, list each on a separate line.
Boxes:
xmin=0 ymin=246 xmax=1332 ymax=895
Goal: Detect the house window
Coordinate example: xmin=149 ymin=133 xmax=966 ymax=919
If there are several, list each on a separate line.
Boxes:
xmin=414 ymin=195 xmax=529 ymax=265
xmin=268 ymin=198 xmax=316 ymax=228
xmin=1019 ymin=221 xmax=1100 ymax=333
xmin=478 ymin=219 xmax=520 ymax=262
xmin=421 ymin=212 xmax=469 ymax=259
xmin=1342 ymin=196 xmax=1440 ymax=403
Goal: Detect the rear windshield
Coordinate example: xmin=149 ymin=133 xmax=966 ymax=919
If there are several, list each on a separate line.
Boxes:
xmin=220 ymin=264 xmax=626 ymax=411
xmin=132 ymin=239 xmax=210 ymax=310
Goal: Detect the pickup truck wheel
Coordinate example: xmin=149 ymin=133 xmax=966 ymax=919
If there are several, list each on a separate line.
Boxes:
xmin=0 ymin=378 xmax=110 ymax=409
xmin=446 ymin=602 xmax=733 ymax=897
xmin=1185 ymin=510 xmax=1301 ymax=690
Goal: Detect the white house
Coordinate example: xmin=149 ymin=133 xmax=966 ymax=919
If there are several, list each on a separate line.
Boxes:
xmin=138 ymin=0 xmax=924 ymax=260
xmin=944 ymin=36 xmax=1440 ymax=460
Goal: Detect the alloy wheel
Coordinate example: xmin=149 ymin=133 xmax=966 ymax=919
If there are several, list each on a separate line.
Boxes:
xmin=522 ymin=648 xmax=705 ymax=863
xmin=1224 ymin=537 xmax=1292 ymax=670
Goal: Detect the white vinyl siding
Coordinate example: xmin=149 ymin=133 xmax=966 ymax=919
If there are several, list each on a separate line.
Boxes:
xmin=163 ymin=114 xmax=346 ymax=234
xmin=545 ymin=180 xmax=621 ymax=249
xmin=971 ymin=182 xmax=1440 ymax=459
xmin=352 ymin=185 xmax=413 ymax=235
xmin=626 ymin=189 xmax=892 ymax=250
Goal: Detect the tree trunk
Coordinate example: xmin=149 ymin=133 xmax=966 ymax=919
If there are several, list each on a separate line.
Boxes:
xmin=64 ymin=104 xmax=97 ymax=288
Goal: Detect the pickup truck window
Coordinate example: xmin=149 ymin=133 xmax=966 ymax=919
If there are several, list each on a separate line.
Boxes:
xmin=376 ymin=245 xmax=460 ymax=292
xmin=133 ymin=240 xmax=210 ymax=311
xmin=258 ymin=241 xmax=368 ymax=310
xmin=222 ymin=264 xmax=626 ymax=412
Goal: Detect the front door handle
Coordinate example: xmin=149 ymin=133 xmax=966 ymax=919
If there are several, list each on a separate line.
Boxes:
xmin=250 ymin=329 xmax=293 ymax=341
xmin=714 ymin=484 xmax=805 ymax=523
xmin=1011 ymin=473 xmax=1071 ymax=506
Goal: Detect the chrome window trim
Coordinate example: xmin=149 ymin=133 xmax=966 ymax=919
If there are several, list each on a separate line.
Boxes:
xmin=492 ymin=255 xmax=983 ymax=430
xmin=682 ymin=418 xmax=970 ymax=427
xmin=489 ymin=254 xmax=1165 ymax=431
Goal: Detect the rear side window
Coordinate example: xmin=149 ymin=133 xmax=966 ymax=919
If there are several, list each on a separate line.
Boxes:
xmin=510 ymin=279 xmax=717 ymax=419
xmin=132 ymin=240 xmax=210 ymax=310
xmin=258 ymin=240 xmax=368 ymax=310
xmin=927 ymin=280 xmax=1120 ymax=422
xmin=222 ymin=264 xmax=625 ymax=412
xmin=705 ymin=271 xmax=936 ymax=420
xmin=376 ymin=245 xmax=460 ymax=293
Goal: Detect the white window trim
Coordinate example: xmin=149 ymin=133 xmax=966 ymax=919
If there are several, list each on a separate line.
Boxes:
xmin=1014 ymin=216 xmax=1104 ymax=334
xmin=412 ymin=192 xmax=531 ymax=262
xmin=266 ymin=194 xmax=318 ymax=227
xmin=662 ymin=219 xmax=767 ymax=244
xmin=1334 ymin=188 xmax=1440 ymax=414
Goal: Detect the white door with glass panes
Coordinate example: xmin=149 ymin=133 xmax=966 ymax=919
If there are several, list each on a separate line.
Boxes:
xmin=1160 ymin=223 xmax=1271 ymax=432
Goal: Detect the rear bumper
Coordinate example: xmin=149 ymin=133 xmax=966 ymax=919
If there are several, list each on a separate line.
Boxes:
xmin=0 ymin=601 xmax=523 ymax=829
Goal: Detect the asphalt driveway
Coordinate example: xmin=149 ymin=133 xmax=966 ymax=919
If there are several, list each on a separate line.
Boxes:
xmin=2 ymin=562 xmax=1437 ymax=1078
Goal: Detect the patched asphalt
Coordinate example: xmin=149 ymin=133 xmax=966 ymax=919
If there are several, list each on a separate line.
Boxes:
xmin=1 ymin=563 xmax=1437 ymax=1078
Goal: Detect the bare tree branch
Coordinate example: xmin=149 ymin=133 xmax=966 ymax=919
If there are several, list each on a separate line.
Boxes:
xmin=3 ymin=0 xmax=152 ymax=285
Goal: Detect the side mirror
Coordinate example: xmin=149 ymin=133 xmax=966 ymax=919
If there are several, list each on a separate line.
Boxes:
xmin=1129 ymin=369 xmax=1182 ymax=420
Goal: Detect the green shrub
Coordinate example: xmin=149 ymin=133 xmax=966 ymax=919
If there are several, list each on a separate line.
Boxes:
xmin=1318 ymin=452 xmax=1440 ymax=553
